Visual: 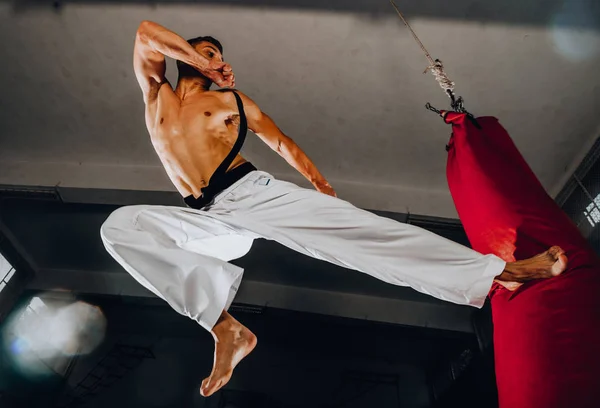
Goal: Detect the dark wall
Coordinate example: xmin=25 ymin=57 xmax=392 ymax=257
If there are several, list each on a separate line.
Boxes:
xmin=56 ymin=297 xmax=477 ymax=408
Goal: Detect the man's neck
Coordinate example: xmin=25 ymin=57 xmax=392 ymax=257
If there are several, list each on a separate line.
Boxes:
xmin=175 ymin=77 xmax=211 ymax=99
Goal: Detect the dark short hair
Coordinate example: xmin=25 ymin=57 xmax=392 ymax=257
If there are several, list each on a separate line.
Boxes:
xmin=177 ymin=36 xmax=224 ymax=83
xmin=186 ymin=36 xmax=223 ymax=55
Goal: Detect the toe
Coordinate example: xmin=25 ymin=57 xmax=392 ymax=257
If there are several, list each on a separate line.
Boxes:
xmin=200 ymin=377 xmax=211 ymax=397
xmin=548 ymin=246 xmax=563 ymax=258
xmin=204 ymin=378 xmax=223 ymax=397
xmin=552 ymin=253 xmax=568 ymax=276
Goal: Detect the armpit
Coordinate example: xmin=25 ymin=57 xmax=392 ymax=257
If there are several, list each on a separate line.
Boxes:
xmin=147 ymin=78 xmax=173 ymax=101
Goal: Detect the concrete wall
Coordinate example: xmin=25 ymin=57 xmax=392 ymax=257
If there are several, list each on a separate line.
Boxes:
xmin=1 ymin=1 xmax=599 ymax=217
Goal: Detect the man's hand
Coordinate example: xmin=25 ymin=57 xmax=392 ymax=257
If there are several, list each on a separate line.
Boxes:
xmin=202 ymin=61 xmax=235 ymax=88
xmin=314 ymin=180 xmax=337 ymax=197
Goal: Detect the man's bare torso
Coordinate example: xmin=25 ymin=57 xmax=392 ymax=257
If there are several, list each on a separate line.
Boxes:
xmin=146 ymin=84 xmax=247 ymax=198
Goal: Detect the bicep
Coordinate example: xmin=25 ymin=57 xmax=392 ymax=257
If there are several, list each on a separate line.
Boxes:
xmin=251 ymin=112 xmax=290 ymax=152
xmin=133 ymin=37 xmax=166 ymax=102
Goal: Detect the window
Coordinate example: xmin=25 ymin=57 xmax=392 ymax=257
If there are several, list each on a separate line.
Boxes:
xmin=0 ymin=253 xmax=16 ymax=293
xmin=584 ymin=193 xmax=600 ymax=227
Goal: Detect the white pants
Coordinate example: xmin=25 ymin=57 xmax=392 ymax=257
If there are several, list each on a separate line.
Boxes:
xmin=100 ymin=170 xmax=505 ymax=331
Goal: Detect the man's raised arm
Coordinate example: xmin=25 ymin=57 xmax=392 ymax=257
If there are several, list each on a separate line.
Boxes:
xmin=238 ymin=92 xmax=336 ymax=197
xmin=133 ymin=21 xmax=232 ymax=102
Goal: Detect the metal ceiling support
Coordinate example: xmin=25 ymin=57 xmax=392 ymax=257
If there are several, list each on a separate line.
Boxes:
xmin=555 ymin=137 xmax=600 ymax=207
xmin=554 ymin=136 xmax=600 ymax=247
xmin=0 ymin=191 xmax=45 ymax=282
xmin=55 ymin=344 xmax=155 ymax=408
xmin=0 ymin=211 xmax=37 ymax=322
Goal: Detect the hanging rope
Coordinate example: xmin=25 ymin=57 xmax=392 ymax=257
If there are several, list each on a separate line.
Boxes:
xmin=389 ymin=0 xmax=467 ymax=114
xmin=424 ymin=60 xmax=455 ymax=96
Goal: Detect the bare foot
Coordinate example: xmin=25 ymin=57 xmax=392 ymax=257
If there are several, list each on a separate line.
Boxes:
xmin=497 ymin=246 xmax=568 ymax=284
xmin=200 ymin=312 xmax=257 ymax=397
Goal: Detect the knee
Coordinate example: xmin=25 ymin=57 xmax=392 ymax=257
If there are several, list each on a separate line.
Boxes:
xmin=100 ymin=205 xmax=145 ymax=243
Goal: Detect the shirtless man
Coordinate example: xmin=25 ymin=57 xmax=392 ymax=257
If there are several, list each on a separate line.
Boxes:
xmin=100 ymin=20 xmax=567 ymax=397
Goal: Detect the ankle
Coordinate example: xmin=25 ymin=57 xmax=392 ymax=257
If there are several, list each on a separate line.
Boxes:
xmin=497 ymin=264 xmax=519 ymax=282
xmin=212 ymin=315 xmax=243 ymax=338
xmin=503 ymin=260 xmax=521 ymax=275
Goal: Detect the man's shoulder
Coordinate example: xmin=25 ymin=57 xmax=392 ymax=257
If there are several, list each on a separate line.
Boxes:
xmin=209 ymin=88 xmax=251 ymax=107
xmin=214 ymin=88 xmax=252 ymax=98
xmin=192 ymin=89 xmax=258 ymax=117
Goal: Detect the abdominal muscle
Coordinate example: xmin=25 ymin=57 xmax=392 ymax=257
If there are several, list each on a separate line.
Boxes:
xmin=154 ymin=134 xmax=247 ymax=199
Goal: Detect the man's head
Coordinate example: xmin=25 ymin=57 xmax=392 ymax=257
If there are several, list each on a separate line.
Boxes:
xmin=188 ymin=36 xmax=224 ymax=57
xmin=177 ymin=36 xmax=225 ymax=85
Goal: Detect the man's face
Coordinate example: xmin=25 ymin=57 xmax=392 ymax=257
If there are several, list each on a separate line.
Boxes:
xmin=192 ymin=41 xmax=234 ymax=88
xmin=194 ymin=41 xmax=224 ymax=64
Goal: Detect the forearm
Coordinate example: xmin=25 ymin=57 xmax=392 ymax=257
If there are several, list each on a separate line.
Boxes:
xmin=278 ymin=136 xmax=328 ymax=186
xmin=137 ymin=21 xmax=207 ymax=71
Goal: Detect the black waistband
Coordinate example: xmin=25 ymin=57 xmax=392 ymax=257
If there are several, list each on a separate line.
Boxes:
xmin=184 ymin=162 xmax=257 ymax=210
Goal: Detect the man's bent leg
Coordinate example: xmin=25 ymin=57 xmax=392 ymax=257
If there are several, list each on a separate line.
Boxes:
xmin=100 ymin=205 xmax=251 ymax=330
xmin=101 ymin=204 xmax=257 ymax=396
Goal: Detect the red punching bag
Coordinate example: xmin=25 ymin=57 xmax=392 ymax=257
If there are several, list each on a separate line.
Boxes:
xmin=444 ymin=111 xmax=600 ymax=408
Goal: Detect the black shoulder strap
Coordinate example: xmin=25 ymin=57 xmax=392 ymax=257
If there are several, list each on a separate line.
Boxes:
xmin=209 ymin=89 xmax=248 ymax=183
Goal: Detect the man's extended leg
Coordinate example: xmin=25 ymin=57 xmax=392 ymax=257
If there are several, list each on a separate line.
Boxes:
xmin=100 ymin=205 xmax=257 ymax=397
xmin=444 ymin=112 xmax=600 ymax=408
xmin=202 ymin=171 xmax=566 ymax=308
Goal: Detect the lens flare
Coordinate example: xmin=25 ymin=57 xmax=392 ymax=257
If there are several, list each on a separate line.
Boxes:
xmin=550 ymin=0 xmax=600 ymax=62
xmin=2 ymin=295 xmax=107 ymax=377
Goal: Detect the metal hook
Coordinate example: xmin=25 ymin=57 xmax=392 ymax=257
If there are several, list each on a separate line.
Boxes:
xmin=425 ymin=102 xmax=441 ymax=115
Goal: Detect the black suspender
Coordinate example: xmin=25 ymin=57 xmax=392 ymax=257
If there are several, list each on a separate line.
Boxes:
xmin=209 ymin=89 xmax=248 ymax=184
xmin=184 ymin=89 xmax=256 ymax=209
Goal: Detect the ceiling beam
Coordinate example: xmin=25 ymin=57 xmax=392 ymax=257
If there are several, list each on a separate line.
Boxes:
xmin=28 ymin=268 xmax=475 ymax=333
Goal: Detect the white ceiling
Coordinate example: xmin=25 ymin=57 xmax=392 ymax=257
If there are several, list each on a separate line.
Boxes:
xmin=0 ymin=0 xmax=599 ymax=217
